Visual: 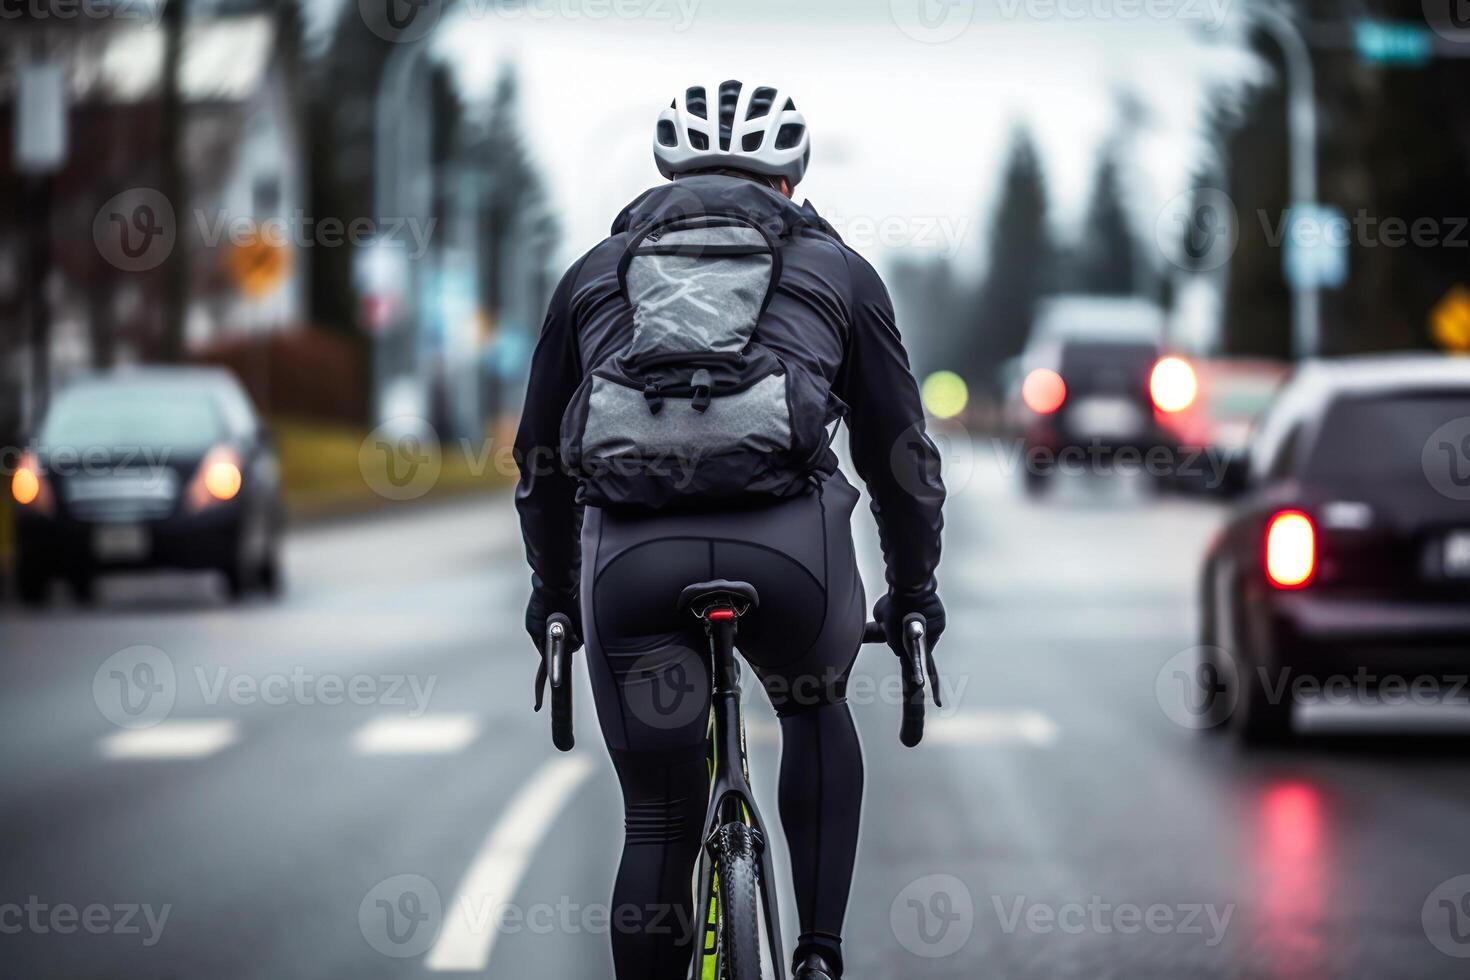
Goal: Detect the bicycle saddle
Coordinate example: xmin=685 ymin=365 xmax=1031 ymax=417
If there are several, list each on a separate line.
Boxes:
xmin=677 ymin=579 xmax=760 ymax=618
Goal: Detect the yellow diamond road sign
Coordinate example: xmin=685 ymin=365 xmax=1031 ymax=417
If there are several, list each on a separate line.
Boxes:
xmin=1433 ymin=286 xmax=1470 ymax=354
xmin=226 ymin=233 xmax=293 ymax=300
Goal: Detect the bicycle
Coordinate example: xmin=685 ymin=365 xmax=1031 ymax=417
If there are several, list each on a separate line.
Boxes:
xmin=541 ymin=580 xmax=938 ymax=980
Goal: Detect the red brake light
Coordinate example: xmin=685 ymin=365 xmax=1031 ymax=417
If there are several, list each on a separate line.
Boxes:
xmin=707 ymin=608 xmax=736 ymax=622
xmin=1265 ymin=510 xmax=1316 ymax=589
xmin=1022 ymin=368 xmax=1067 ymax=415
xmin=1150 ymin=357 xmax=1198 ymax=414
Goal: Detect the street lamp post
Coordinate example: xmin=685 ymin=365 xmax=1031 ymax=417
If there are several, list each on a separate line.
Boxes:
xmin=1254 ymin=5 xmax=1322 ymax=361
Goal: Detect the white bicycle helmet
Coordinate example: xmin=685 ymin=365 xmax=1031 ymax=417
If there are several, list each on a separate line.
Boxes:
xmin=653 ymin=80 xmax=811 ymax=187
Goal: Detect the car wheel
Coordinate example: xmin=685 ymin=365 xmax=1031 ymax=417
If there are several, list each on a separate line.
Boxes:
xmin=16 ymin=565 xmax=49 ymax=607
xmin=223 ymin=563 xmax=250 ymax=601
xmin=1237 ymin=657 xmax=1293 ymax=748
xmin=69 ymin=573 xmax=97 ymax=607
xmin=258 ymin=546 xmax=283 ymax=598
xmin=1022 ymin=467 xmax=1049 ymax=499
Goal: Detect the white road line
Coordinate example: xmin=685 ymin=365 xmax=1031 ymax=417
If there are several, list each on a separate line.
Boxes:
xmin=352 ymin=714 xmax=481 ymax=755
xmin=426 ymin=754 xmax=597 ymax=972
xmin=926 ymin=710 xmax=1059 ymax=747
xmin=100 ymin=720 xmax=239 ymax=759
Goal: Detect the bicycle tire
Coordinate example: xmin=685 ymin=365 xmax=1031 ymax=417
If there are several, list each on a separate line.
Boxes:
xmin=711 ymin=822 xmax=764 ymax=980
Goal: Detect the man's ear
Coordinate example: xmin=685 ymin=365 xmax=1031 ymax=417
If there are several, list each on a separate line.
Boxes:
xmin=776 ymin=177 xmax=793 ymax=199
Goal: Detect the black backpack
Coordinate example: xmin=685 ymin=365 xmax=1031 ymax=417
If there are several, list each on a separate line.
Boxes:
xmin=560 ymin=211 xmax=840 ymax=509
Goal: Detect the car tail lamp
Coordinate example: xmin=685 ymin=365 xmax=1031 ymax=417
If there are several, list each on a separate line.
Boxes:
xmin=1150 ymin=357 xmax=1198 ymax=414
xmin=1265 ymin=510 xmax=1316 ymax=589
xmin=1022 ymin=368 xmax=1067 ymax=415
xmin=187 ymin=446 xmax=244 ymax=512
xmin=10 ymin=453 xmax=54 ymax=515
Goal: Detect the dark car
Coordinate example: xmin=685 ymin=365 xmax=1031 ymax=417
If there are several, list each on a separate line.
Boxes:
xmin=1010 ymin=298 xmax=1173 ymax=495
xmin=10 ymin=369 xmax=285 ymax=605
xmin=1198 ymin=355 xmax=1470 ymax=745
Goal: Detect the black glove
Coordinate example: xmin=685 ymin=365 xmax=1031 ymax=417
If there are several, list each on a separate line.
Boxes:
xmin=526 ymin=589 xmax=583 ymax=656
xmin=873 ymin=588 xmax=945 ymax=659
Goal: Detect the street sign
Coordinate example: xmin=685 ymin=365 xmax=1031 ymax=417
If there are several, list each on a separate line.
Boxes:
xmin=1283 ymin=205 xmax=1349 ymax=292
xmin=15 ymin=62 xmax=68 ymax=174
xmin=225 ymin=234 xmax=293 ymax=299
xmin=1355 ymin=21 xmax=1432 ymax=67
xmin=1432 ymin=286 xmax=1470 ymax=353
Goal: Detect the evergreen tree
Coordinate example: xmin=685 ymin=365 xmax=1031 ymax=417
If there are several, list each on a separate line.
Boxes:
xmin=972 ymin=128 xmax=1054 ymax=395
xmin=1076 ymin=142 xmax=1137 ymax=295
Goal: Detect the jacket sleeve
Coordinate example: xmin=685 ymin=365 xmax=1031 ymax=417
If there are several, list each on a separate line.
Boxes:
xmin=835 ymin=250 xmax=945 ymax=597
xmin=514 ymin=255 xmax=589 ymax=606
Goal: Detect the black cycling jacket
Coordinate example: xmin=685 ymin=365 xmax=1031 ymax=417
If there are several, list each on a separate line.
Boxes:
xmin=514 ymin=174 xmax=944 ymax=608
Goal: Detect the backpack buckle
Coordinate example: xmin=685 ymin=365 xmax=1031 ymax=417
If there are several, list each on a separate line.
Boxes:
xmin=643 ymin=382 xmax=664 ymax=415
xmin=690 ymin=368 xmax=713 ymax=414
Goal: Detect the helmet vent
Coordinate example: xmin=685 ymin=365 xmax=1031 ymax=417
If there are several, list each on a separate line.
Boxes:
xmin=685 ymin=87 xmax=707 ymax=119
xmin=688 ymin=129 xmax=709 ymax=151
xmin=657 ymin=120 xmax=678 ymax=147
xmin=746 ymin=86 xmax=777 ymax=120
xmin=741 ymin=132 xmax=762 ymax=152
xmin=718 ymin=79 xmax=741 ymax=151
xmin=774 ymin=123 xmax=804 ymax=151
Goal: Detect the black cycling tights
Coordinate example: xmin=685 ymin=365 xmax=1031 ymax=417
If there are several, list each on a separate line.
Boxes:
xmin=580 ymin=472 xmax=867 ymax=979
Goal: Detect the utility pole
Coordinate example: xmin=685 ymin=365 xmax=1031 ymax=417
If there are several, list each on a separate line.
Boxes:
xmin=14 ymin=49 xmax=68 ymax=431
xmin=1254 ymin=5 xmax=1321 ymax=362
xmin=157 ymin=0 xmax=189 ymax=362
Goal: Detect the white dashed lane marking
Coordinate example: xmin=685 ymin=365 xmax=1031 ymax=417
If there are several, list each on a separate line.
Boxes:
xmin=352 ymin=714 xmax=482 ymax=755
xmin=99 ymin=720 xmax=240 ymax=759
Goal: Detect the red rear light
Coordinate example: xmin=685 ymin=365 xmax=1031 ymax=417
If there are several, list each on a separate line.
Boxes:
xmin=1150 ymin=357 xmax=1198 ymax=414
xmin=1265 ymin=510 xmax=1316 ymax=589
xmin=1022 ymin=368 xmax=1067 ymax=415
xmin=707 ymin=608 xmax=736 ymax=622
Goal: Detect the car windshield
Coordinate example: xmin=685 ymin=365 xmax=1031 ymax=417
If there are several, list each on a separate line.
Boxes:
xmin=1306 ymin=393 xmax=1470 ymax=482
xmin=40 ymin=385 xmax=225 ymax=452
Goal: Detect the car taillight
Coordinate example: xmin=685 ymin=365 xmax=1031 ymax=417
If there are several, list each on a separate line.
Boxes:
xmin=1022 ymin=368 xmax=1067 ymax=415
xmin=10 ymin=452 xmax=54 ymax=516
xmin=1150 ymin=357 xmax=1198 ymax=414
xmin=186 ymin=446 xmax=244 ymax=512
xmin=1265 ymin=510 xmax=1316 ymax=589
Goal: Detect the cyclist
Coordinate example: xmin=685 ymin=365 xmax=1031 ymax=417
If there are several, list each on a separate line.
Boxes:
xmin=515 ymin=80 xmax=945 ymax=980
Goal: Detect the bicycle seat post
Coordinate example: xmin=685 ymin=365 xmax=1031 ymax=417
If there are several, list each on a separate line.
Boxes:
xmin=706 ymin=607 xmax=740 ymax=696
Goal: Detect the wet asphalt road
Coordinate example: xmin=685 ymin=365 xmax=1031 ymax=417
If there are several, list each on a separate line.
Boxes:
xmin=5 ymin=451 xmax=1470 ymax=979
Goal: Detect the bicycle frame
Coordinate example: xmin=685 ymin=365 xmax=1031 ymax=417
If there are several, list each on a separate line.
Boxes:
xmin=694 ymin=612 xmax=787 ymax=980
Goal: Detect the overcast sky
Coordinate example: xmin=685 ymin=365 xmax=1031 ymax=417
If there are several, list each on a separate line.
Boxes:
xmin=429 ymin=0 xmax=1259 ymax=274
